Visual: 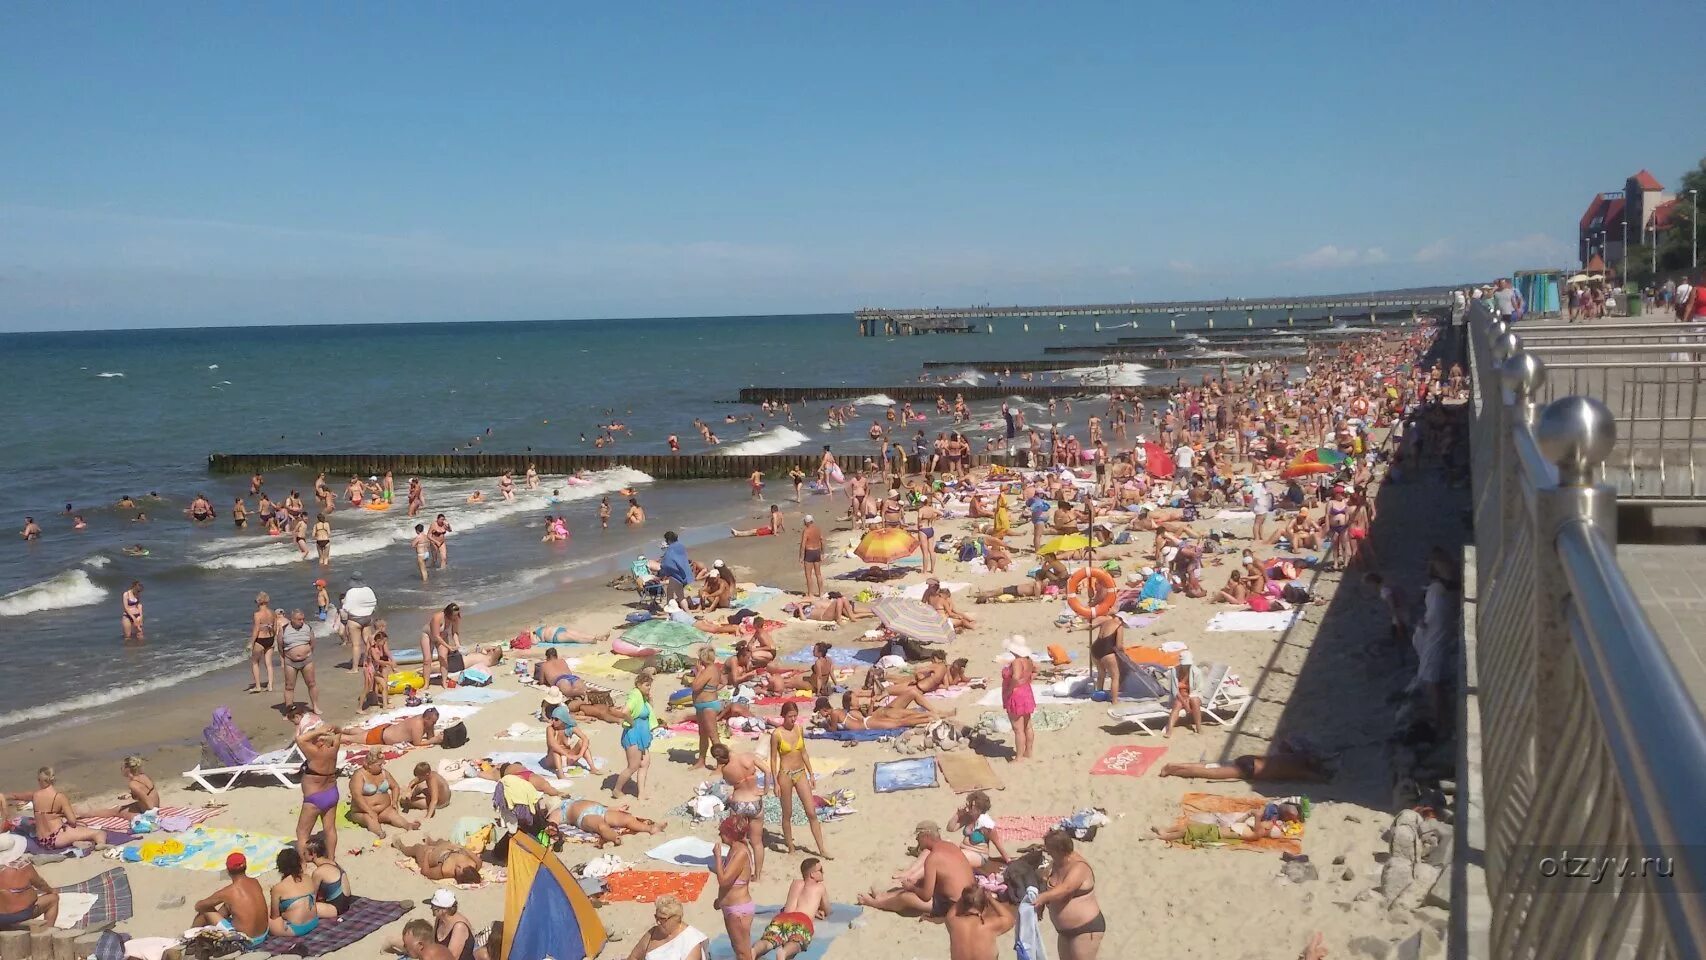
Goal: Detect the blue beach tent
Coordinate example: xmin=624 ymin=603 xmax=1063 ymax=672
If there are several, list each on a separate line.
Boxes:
xmin=503 ymin=831 xmax=607 ymax=960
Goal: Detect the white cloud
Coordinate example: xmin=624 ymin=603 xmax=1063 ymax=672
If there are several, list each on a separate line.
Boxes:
xmin=1413 ymin=239 xmax=1452 ymax=263
xmin=1281 ymin=245 xmax=1389 ymax=270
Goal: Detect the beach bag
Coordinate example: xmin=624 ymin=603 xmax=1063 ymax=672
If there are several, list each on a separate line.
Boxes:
xmin=511 ymin=631 xmax=534 ymax=650
xmin=1282 ymin=583 xmax=1313 ymax=604
xmin=441 ymin=722 xmax=470 ymax=749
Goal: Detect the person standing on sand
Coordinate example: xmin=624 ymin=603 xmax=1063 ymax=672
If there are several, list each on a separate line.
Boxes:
xmin=248 ymin=592 xmax=277 ymax=693
xmin=799 ymin=515 xmax=824 ymax=597
xmin=1033 ymin=830 xmax=1105 ymax=960
xmin=420 ymin=603 xmax=463 ymax=684
xmin=1001 ymin=637 xmax=1037 ymax=761
xmin=709 ymin=814 xmax=756 ymax=960
xmin=611 ymin=670 xmax=656 ymax=801
xmin=278 ymin=608 xmax=322 ymax=716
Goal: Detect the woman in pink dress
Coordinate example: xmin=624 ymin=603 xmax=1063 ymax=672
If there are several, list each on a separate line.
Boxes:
xmin=1001 ymin=637 xmax=1038 ymax=762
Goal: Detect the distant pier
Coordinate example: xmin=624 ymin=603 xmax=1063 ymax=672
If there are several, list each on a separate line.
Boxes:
xmin=737 ymin=384 xmax=1167 ymax=403
xmin=854 ymin=292 xmax=1450 ymax=335
xmin=856 ymin=314 xmax=979 ymax=337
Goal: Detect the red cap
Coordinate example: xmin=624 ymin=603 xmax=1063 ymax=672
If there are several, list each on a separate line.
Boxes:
xmin=225 ymin=852 xmax=247 ymax=872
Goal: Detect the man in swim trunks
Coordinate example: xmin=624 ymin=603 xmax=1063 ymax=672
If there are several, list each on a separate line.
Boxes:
xmin=192 ymin=853 xmax=269 ymax=947
xmin=754 ymin=857 xmax=830 ymax=959
xmin=347 ymin=709 xmax=443 ymax=748
xmin=857 ymin=822 xmax=974 ymax=920
xmin=277 ymin=608 xmax=321 ymax=715
xmin=535 ymin=648 xmax=591 ymax=700
xmin=798 ymin=515 xmax=824 ymax=597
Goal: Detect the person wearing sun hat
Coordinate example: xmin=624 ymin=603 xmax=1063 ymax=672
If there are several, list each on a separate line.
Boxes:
xmin=427 ymin=885 xmax=478 ymax=959
xmin=1001 ymin=636 xmax=1038 ymax=760
xmin=0 ymin=832 xmax=59 ymax=929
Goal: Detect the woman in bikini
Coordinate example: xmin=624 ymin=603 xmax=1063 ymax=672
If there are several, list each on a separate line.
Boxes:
xmin=80 ymin=755 xmax=159 ymax=818
xmin=120 ymin=581 xmax=144 ymax=642
xmin=28 ymin=768 xmax=106 ymax=852
xmin=268 ymin=847 xmax=335 ymax=939
xmin=0 ymin=835 xmax=59 ymax=928
xmin=708 ymin=743 xmax=767 ymax=881
xmin=303 ymin=837 xmax=352 ymax=916
xmin=247 ymin=593 xmax=276 ymax=692
xmin=1324 ymin=486 xmax=1352 ymax=570
xmin=551 ymin=798 xmax=665 ymax=848
xmin=689 ymin=649 xmax=725 ymax=770
xmin=544 ymin=713 xmax=593 ymax=779
xmin=710 ymin=815 xmax=756 ymax=960
xmin=293 ymin=724 xmax=341 ymax=859
xmin=348 ymin=750 xmax=419 ymax=837
xmin=390 ymin=837 xmax=481 ymax=885
xmin=769 ymin=702 xmax=831 ymax=860
xmin=1034 ymin=830 xmax=1105 ymax=960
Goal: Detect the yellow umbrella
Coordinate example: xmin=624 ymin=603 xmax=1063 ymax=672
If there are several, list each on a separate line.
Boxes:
xmin=854 ymin=526 xmax=919 ymax=564
xmin=1038 ymin=533 xmax=1091 ymax=555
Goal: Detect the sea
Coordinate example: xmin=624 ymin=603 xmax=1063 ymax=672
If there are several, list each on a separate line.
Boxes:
xmin=0 ymin=308 xmax=1328 ymax=733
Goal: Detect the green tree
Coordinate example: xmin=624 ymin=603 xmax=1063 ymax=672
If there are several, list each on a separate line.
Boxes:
xmin=1656 ymin=156 xmax=1706 ymax=277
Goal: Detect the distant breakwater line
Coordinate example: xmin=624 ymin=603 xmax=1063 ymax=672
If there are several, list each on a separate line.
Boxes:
xmin=206 ymin=451 xmax=958 ymax=480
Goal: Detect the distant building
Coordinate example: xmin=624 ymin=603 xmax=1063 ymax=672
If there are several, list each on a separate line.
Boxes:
xmin=1577 ymin=169 xmax=1671 ymax=269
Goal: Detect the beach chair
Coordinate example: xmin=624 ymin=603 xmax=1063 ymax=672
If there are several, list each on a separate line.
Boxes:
xmin=1104 ymin=697 xmax=1173 ymax=734
xmin=1199 ymin=664 xmax=1252 ymax=726
xmin=182 ymin=708 xmax=305 ymax=793
xmin=630 ymin=558 xmax=664 ymax=604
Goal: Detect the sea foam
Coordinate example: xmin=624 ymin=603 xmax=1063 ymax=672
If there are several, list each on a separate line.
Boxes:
xmin=0 ymin=569 xmax=109 ymax=617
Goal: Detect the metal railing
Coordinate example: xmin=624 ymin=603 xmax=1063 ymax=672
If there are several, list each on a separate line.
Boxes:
xmin=1464 ymin=303 xmax=1706 ymax=958
xmin=1489 ymin=325 xmax=1706 ymax=504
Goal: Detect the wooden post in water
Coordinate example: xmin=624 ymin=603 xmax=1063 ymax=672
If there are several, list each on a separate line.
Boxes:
xmin=1287 ymin=308 xmax=1294 ymax=326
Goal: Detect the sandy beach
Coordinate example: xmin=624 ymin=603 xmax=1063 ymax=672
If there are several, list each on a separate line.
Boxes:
xmin=5 ymin=433 xmax=1462 ymax=960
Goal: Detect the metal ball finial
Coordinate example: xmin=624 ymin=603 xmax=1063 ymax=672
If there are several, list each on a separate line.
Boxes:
xmin=1536 ymin=396 xmax=1616 ymax=485
xmin=1488 ymin=318 xmax=1508 ymax=340
xmin=1498 ymin=351 xmax=1545 ymax=399
xmin=1492 ymin=331 xmax=1523 ymax=363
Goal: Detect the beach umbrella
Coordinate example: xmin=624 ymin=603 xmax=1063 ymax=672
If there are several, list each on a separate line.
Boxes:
xmin=1280 ymin=460 xmax=1336 ymax=480
xmin=854 ymin=526 xmax=919 ymax=564
xmin=869 ymin=596 xmax=955 ymax=645
xmin=1038 ymin=533 xmax=1091 ymax=556
xmin=1302 ymin=447 xmax=1350 ymax=466
xmin=622 ymin=618 xmax=710 ymax=653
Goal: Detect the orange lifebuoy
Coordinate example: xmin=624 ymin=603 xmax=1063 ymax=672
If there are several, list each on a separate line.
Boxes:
xmin=1066 ymin=567 xmax=1118 ymax=618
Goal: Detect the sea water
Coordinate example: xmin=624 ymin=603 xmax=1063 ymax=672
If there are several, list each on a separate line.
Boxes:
xmin=0 ymin=309 xmax=1304 ymax=730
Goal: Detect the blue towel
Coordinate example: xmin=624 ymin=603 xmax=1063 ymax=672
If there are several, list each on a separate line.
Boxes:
xmin=873 ymin=756 xmax=939 ymax=793
xmin=807 ymin=727 xmax=903 ymax=742
xmin=705 ymin=903 xmax=862 ymax=960
xmin=434 ymin=687 xmax=515 ymax=705
xmin=781 ymin=645 xmax=881 ymax=668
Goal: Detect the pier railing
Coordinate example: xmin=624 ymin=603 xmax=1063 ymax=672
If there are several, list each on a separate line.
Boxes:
xmin=1461 ymin=303 xmax=1706 ymax=957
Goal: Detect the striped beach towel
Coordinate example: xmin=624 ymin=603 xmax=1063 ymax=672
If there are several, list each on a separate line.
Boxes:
xmin=80 ymin=805 xmax=224 ymax=835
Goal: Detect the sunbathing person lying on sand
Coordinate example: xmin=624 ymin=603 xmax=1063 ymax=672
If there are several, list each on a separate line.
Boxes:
xmin=545 ymin=797 xmax=665 ymax=847
xmin=786 ymin=593 xmax=873 ymax=625
xmin=814 ymin=694 xmax=944 ymax=731
xmin=540 ymin=690 xmax=628 ymax=726
xmin=1149 ymin=800 xmax=1304 ymax=843
xmin=342 ymin=709 xmax=443 ymax=747
xmin=1159 ymin=740 xmax=1336 ymax=782
xmin=470 ymin=762 xmax=571 ymax=798
xmin=399 ymin=762 xmax=450 ymax=818
xmin=347 ymin=750 xmax=420 ymax=837
xmin=921 ymin=580 xmax=975 ymax=630
xmin=536 ymin=649 xmax=593 ymax=700
xmin=391 ymin=837 xmax=482 ymax=884
xmin=452 ymin=645 xmax=509 ymax=670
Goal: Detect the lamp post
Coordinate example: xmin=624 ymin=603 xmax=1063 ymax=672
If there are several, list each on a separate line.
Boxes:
xmin=1692 ymin=189 xmax=1699 ymax=270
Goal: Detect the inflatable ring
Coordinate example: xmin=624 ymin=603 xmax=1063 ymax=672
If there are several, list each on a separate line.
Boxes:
xmin=1065 ymin=567 xmax=1118 ymax=619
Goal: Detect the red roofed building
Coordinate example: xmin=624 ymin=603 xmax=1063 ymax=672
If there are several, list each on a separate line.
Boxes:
xmin=1577 ymin=170 xmax=1671 ymax=268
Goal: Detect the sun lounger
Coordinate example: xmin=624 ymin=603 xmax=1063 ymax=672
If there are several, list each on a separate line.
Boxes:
xmin=182 ymin=708 xmax=304 ymax=793
xmin=1107 ymin=663 xmax=1245 ymax=734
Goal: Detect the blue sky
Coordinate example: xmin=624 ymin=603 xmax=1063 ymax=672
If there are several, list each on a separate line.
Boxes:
xmin=2 ymin=1 xmax=1703 ymax=330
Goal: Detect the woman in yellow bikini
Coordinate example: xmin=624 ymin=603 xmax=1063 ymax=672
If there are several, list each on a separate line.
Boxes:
xmin=768 ymin=702 xmax=832 ymax=860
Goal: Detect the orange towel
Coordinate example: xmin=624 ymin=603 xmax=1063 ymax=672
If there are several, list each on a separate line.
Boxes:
xmin=1166 ymin=793 xmax=1303 ymax=855
xmin=1125 ymin=645 xmax=1180 ymax=668
xmin=1045 ymin=644 xmax=1071 ymax=666
xmin=600 ymin=870 xmax=711 ymax=903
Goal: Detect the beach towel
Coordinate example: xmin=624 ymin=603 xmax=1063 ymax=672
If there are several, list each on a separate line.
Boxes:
xmin=394 ymin=854 xmax=507 ymax=889
xmin=79 ymin=805 xmax=224 ymax=835
xmin=808 ymin=727 xmax=903 ymax=742
xmin=434 ymin=687 xmax=516 ymax=705
xmin=1205 ymin=609 xmax=1301 ymax=632
xmin=1089 ymin=744 xmax=1167 ymax=778
xmin=781 ymin=645 xmax=881 ymax=668
xmin=646 ymin=836 xmax=718 ymax=868
xmin=559 ymin=651 xmax=645 ymax=680
xmin=731 ymin=586 xmax=784 ymax=608
xmin=992 ymin=815 xmax=1070 ymax=845
xmin=937 ymin=752 xmax=1003 ymax=793
xmin=976 ymin=683 xmax=1089 ymax=708
xmin=873 ymin=757 xmax=938 ymax=793
xmin=56 ymin=867 xmax=132 ymax=928
xmin=356 ymin=703 xmax=482 ymax=729
xmin=1124 ymin=645 xmax=1181 ymax=668
xmin=705 ymin=903 xmax=863 ymax=960
xmin=598 ymin=870 xmax=710 ymax=904
xmin=1117 ymin=613 xmax=1160 ymax=629
xmin=1214 ymin=510 xmax=1257 ymax=520
xmin=258 ymin=897 xmax=409 ymax=956
xmin=899 ymin=581 xmax=970 ymax=600
xmin=1166 ymin=793 xmax=1304 ymax=855
xmin=124 ymin=826 xmax=290 ymax=876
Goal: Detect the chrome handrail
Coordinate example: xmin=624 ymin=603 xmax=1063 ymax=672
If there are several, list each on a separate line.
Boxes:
xmin=1462 ymin=303 xmax=1706 ymax=958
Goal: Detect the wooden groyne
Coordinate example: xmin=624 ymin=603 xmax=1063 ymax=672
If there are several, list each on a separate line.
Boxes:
xmin=736 ymin=384 xmax=1168 ymax=404
xmin=208 ymin=452 xmax=869 ymax=481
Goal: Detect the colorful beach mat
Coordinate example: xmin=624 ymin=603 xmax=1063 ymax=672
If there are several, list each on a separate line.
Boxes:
xmin=258 ymin=897 xmax=409 ymax=956
xmin=1090 ymin=744 xmax=1167 ymax=778
xmin=873 ymin=756 xmax=938 ymax=793
xmin=1165 ymin=793 xmax=1304 ymax=855
xmin=992 ymin=815 xmax=1070 ymax=845
xmin=122 ymin=826 xmax=291 ymax=876
xmin=781 ymin=645 xmax=882 ymax=668
xmin=599 ymin=870 xmax=710 ymax=904
xmin=80 ymin=805 xmax=224 ymax=835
